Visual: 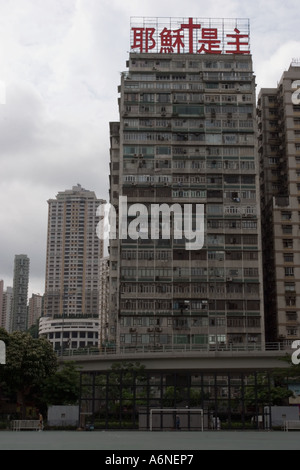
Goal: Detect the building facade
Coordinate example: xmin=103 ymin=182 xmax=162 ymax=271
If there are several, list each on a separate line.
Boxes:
xmin=11 ymin=254 xmax=30 ymax=332
xmin=2 ymin=287 xmax=13 ymax=332
xmin=108 ymin=18 xmax=264 ymax=352
xmin=99 ymin=256 xmax=110 ymax=348
xmin=0 ymin=280 xmax=3 ymax=330
xmin=40 ymin=184 xmax=105 ymax=351
xmin=28 ymin=293 xmax=43 ymax=329
xmin=258 ymin=62 xmax=300 ymax=344
xmin=39 ymin=316 xmax=100 ymax=351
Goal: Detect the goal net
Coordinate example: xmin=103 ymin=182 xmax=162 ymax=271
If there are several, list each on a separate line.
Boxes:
xmin=149 ymin=408 xmax=204 ymax=431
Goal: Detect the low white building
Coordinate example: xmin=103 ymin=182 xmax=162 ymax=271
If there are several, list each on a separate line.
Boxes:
xmin=39 ymin=316 xmax=99 ymax=352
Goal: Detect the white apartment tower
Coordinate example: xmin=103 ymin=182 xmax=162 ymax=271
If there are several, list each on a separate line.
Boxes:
xmin=40 ymin=184 xmax=105 ymax=351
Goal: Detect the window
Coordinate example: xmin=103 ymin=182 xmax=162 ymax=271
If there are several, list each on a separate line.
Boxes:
xmin=158 ymin=93 xmax=170 ymax=103
xmin=282 ymin=225 xmax=292 ymax=234
xmin=283 ymin=239 xmax=293 ymax=248
xmin=244 ymin=268 xmax=258 ymax=277
xmin=285 ymin=283 xmax=295 ymax=292
xmin=286 ymin=312 xmax=297 ymax=321
xmin=287 ymin=328 xmax=298 ymax=336
xmin=285 ymin=267 xmax=294 ymax=277
xmin=268 ymin=157 xmax=279 ymax=164
xmin=243 ymin=235 xmax=257 ymax=245
xmin=286 ymin=296 xmax=296 ymax=306
xmin=284 ymin=253 xmax=294 ymax=263
xmin=141 ymin=93 xmax=155 ymax=102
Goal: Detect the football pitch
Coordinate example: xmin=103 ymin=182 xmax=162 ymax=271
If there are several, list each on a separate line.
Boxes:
xmin=0 ymin=430 xmax=299 ymax=451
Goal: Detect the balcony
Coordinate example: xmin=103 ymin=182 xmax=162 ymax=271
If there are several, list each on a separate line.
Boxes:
xmin=274 ymin=196 xmax=290 ymax=207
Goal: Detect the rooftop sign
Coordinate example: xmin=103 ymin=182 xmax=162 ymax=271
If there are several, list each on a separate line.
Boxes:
xmin=130 ymin=17 xmax=250 ymax=55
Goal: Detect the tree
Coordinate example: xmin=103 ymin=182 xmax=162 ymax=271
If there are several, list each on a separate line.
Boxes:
xmin=41 ymin=361 xmax=81 ymax=406
xmin=162 ymin=386 xmax=183 ymax=407
xmin=0 ymin=328 xmax=58 ymax=418
xmin=244 ymin=372 xmax=293 ymax=408
xmin=27 ymin=320 xmax=40 ymax=339
xmin=109 ymin=362 xmax=147 ymax=409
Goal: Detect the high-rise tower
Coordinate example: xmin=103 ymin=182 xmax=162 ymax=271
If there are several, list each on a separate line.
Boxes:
xmin=40 ymin=184 xmax=105 ymax=351
xmin=108 ymin=17 xmax=264 ymax=352
xmin=258 ymin=62 xmax=300 ymax=344
xmin=11 ymin=254 xmax=30 ymax=332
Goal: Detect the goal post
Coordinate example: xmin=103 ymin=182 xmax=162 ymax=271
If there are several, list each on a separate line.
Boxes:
xmin=149 ymin=408 xmax=204 ymax=432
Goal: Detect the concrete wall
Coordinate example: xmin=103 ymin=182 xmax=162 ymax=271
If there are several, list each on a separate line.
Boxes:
xmin=47 ymin=406 xmax=79 ymax=427
xmin=264 ymin=406 xmax=299 ymax=427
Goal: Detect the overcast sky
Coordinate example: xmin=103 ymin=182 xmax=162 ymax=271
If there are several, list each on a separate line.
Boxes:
xmin=0 ymin=0 xmax=300 ymax=298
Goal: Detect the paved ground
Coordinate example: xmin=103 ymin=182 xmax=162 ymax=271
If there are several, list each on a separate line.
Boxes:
xmin=0 ymin=430 xmax=299 ymax=451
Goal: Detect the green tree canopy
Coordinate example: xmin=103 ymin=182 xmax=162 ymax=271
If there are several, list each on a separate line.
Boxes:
xmin=0 ymin=328 xmax=58 ymax=417
xmin=244 ymin=373 xmax=293 ymax=407
xmin=41 ymin=361 xmax=81 ymax=406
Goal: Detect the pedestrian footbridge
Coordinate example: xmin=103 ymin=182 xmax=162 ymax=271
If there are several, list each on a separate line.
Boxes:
xmin=58 ymin=343 xmax=293 ymax=373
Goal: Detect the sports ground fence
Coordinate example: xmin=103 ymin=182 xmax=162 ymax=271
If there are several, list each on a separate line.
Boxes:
xmin=78 ymin=369 xmax=294 ymax=431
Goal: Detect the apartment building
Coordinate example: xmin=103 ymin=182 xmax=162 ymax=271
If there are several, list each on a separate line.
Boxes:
xmin=108 ymin=18 xmax=265 ymax=351
xmin=99 ymin=256 xmax=110 ymax=348
xmin=11 ymin=254 xmax=30 ymax=332
xmin=28 ymin=293 xmax=43 ymax=329
xmin=2 ymin=286 xmax=13 ymax=332
xmin=40 ymin=184 xmax=105 ymax=351
xmin=258 ymin=62 xmax=300 ymax=344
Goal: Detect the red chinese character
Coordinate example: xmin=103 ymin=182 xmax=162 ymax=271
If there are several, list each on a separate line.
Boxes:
xmin=131 ymin=27 xmax=156 ymax=53
xmin=198 ymin=28 xmax=221 ymax=54
xmin=160 ymin=27 xmax=173 ymax=53
xmin=226 ymin=28 xmax=250 ymax=54
xmin=159 ymin=27 xmax=185 ymax=53
xmin=181 ymin=18 xmax=201 ymax=53
xmin=172 ymin=29 xmax=185 ymax=53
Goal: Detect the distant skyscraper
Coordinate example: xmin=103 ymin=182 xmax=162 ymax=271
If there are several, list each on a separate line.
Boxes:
xmin=11 ymin=254 xmax=30 ymax=332
xmin=28 ymin=293 xmax=43 ymax=329
xmin=0 ymin=280 xmax=3 ymax=329
xmin=258 ymin=62 xmax=300 ymax=344
xmin=3 ymin=287 xmax=13 ymax=332
xmin=40 ymin=184 xmax=105 ymax=351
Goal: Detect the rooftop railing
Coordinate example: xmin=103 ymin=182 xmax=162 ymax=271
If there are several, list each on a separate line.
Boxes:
xmin=57 ymin=342 xmax=292 ymax=358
